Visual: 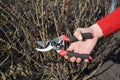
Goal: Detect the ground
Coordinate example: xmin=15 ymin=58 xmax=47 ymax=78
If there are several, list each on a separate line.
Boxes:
xmin=89 ymin=60 xmax=120 ymax=80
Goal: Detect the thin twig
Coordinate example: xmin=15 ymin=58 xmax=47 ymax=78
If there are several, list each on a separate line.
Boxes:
xmin=82 ymin=61 xmax=103 ymax=80
xmin=0 ymin=55 xmax=9 ymax=66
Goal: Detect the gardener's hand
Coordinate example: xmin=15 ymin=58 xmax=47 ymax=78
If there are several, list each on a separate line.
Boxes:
xmin=64 ymin=23 xmax=103 ymax=63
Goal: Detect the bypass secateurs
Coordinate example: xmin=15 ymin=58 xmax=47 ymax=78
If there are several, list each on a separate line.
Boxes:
xmin=36 ymin=33 xmax=93 ymax=60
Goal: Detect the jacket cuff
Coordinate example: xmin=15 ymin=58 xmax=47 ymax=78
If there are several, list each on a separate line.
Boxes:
xmin=97 ymin=7 xmax=120 ymax=37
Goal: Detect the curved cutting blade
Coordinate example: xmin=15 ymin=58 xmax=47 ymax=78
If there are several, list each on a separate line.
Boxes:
xmin=37 ymin=40 xmax=50 ymax=47
xmin=36 ymin=44 xmax=53 ymax=52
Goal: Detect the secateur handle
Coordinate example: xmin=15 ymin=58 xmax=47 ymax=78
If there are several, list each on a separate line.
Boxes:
xmin=59 ymin=50 xmax=93 ymax=60
xmin=62 ymin=33 xmax=93 ymax=42
xmin=60 ymin=32 xmax=93 ymax=60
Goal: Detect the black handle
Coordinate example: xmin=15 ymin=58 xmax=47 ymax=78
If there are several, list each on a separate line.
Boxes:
xmin=69 ymin=33 xmax=93 ymax=43
xmin=67 ymin=51 xmax=89 ymax=59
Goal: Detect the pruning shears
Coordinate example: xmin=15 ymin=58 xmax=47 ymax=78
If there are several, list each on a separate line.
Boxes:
xmin=36 ymin=33 xmax=93 ymax=60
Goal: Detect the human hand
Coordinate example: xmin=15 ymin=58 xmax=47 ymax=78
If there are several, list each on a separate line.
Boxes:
xmin=64 ymin=23 xmax=103 ymax=63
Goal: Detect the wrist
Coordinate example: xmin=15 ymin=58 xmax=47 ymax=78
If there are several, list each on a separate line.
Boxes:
xmin=90 ymin=23 xmax=103 ymax=38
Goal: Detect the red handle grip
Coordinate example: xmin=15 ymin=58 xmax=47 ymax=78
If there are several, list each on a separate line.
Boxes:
xmin=59 ymin=50 xmax=93 ymax=60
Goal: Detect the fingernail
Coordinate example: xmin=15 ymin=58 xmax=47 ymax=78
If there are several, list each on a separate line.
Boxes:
xmin=78 ymin=36 xmax=82 ymax=40
xmin=70 ymin=57 xmax=76 ymax=62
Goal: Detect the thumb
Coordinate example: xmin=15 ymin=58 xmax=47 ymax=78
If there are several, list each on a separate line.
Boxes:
xmin=74 ymin=28 xmax=83 ymax=40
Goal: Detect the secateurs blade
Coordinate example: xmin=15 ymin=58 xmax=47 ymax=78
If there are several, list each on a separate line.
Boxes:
xmin=36 ymin=33 xmax=94 ymax=60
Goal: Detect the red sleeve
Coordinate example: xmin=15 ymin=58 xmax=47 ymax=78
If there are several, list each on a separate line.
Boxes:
xmin=97 ymin=7 xmax=120 ymax=37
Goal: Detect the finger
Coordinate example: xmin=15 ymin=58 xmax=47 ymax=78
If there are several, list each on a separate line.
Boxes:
xmin=74 ymin=28 xmax=83 ymax=40
xmin=64 ymin=55 xmax=68 ymax=59
xmin=84 ymin=59 xmax=89 ymax=63
xmin=70 ymin=57 xmax=76 ymax=62
xmin=76 ymin=58 xmax=82 ymax=63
